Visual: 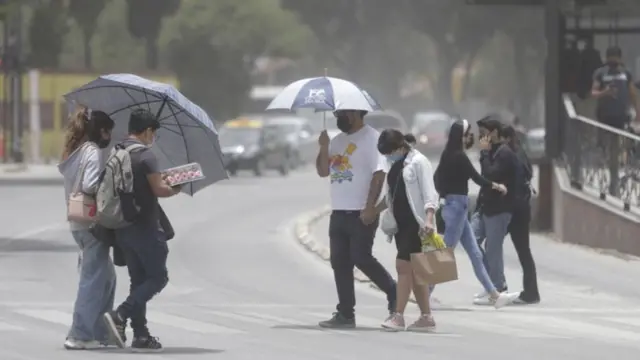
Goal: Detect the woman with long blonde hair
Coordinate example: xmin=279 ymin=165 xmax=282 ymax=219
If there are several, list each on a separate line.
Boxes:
xmin=58 ymin=105 xmax=117 ymax=350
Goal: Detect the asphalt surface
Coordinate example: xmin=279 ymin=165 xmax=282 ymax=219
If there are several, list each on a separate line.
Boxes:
xmin=0 ymin=164 xmax=639 ymax=359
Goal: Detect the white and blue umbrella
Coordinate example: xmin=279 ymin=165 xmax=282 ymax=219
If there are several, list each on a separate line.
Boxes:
xmin=63 ymin=73 xmax=227 ymax=195
xmin=266 ymin=76 xmax=382 ymax=112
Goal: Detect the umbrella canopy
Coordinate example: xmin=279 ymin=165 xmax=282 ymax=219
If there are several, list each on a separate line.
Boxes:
xmin=64 ymin=73 xmax=228 ymax=195
xmin=266 ymin=76 xmax=382 ymax=112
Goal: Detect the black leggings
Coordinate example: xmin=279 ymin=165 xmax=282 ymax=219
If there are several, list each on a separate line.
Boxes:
xmin=508 ymin=201 xmax=540 ymax=301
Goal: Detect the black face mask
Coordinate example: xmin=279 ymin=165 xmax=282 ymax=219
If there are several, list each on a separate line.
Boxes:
xmin=336 ymin=115 xmax=352 ymax=133
xmin=97 ymin=138 xmax=111 ymax=149
xmin=464 ymin=136 xmax=474 ymax=149
xmin=607 ymin=60 xmax=619 ymax=67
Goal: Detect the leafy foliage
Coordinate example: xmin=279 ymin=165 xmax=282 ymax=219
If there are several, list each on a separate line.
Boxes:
xmin=159 ymin=0 xmax=312 ymax=120
xmin=24 ymin=0 xmax=545 ymax=121
xmin=68 ymin=0 xmax=109 ymax=68
xmin=28 ymin=0 xmax=68 ymax=69
xmin=126 ymin=0 xmax=180 ymax=69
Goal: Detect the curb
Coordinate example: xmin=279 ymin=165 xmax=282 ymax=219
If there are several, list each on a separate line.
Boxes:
xmin=294 ymin=206 xmax=371 ymax=283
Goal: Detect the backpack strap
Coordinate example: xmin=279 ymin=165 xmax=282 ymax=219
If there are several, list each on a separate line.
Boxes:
xmin=124 ymin=143 xmax=147 ymax=153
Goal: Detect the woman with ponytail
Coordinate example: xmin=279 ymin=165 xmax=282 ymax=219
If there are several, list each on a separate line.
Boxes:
xmin=58 ymin=105 xmax=117 ymax=350
xmin=432 ymin=119 xmax=515 ymax=308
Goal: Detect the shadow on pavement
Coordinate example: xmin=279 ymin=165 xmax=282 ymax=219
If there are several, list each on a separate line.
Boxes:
xmin=273 ymin=324 xmax=383 ymax=332
xmin=91 ymin=347 xmax=225 ymax=355
xmin=0 ymin=238 xmax=77 ymax=253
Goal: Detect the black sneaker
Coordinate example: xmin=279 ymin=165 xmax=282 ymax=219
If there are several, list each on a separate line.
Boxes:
xmin=102 ymin=311 xmax=127 ymax=348
xmin=513 ymin=294 xmax=540 ymax=305
xmin=318 ymin=312 xmax=356 ymax=329
xmin=131 ymin=336 xmax=163 ymax=353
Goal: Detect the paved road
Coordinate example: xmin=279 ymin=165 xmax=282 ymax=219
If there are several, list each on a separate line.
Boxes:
xmin=0 ymin=167 xmax=639 ymax=359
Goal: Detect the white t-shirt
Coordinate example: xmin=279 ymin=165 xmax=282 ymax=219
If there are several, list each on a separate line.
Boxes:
xmin=328 ymin=125 xmax=386 ymax=210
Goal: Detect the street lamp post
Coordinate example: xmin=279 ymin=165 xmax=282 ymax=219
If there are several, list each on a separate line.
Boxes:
xmin=5 ymin=2 xmax=23 ymax=163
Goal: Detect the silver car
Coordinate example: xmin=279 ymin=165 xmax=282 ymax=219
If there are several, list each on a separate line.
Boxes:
xmin=525 ymin=128 xmax=545 ymax=163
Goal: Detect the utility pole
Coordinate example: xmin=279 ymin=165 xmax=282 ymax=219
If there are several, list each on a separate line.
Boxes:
xmin=4 ymin=1 xmax=23 ymax=163
xmin=0 ymin=0 xmax=8 ymax=163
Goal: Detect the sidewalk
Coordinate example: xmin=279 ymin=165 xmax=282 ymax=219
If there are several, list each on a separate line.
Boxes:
xmin=302 ymin=209 xmax=640 ymax=310
xmin=0 ymin=164 xmax=62 ymax=186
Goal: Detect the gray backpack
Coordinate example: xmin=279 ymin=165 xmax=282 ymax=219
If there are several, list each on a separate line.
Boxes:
xmin=96 ymin=143 xmax=146 ymax=229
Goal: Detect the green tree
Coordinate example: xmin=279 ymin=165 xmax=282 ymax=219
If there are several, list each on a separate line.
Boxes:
xmin=402 ymin=0 xmax=501 ymax=111
xmin=159 ymin=0 xmax=311 ymax=120
xmin=281 ymin=0 xmax=423 ymax=106
xmin=281 ymin=0 xmax=401 ymax=81
xmin=498 ymin=8 xmax=545 ymax=124
xmin=68 ymin=0 xmax=109 ymax=69
xmin=28 ymin=0 xmax=67 ymax=68
xmin=126 ymin=0 xmax=180 ymax=70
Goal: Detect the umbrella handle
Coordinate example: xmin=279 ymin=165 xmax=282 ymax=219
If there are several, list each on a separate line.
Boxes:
xmin=323 ymin=67 xmax=328 ymax=130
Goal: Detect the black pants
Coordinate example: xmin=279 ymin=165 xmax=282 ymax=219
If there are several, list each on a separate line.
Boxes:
xmin=598 ymin=115 xmax=627 ymax=197
xmin=507 ymin=201 xmax=539 ymax=301
xmin=115 ymin=223 xmax=169 ymax=338
xmin=329 ymin=210 xmax=396 ymax=318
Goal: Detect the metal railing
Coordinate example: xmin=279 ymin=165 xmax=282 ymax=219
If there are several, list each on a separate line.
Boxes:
xmin=562 ymin=94 xmax=640 ymax=212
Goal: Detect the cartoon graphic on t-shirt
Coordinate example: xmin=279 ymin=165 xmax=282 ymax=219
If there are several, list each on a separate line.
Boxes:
xmin=329 ymin=142 xmax=357 ymax=183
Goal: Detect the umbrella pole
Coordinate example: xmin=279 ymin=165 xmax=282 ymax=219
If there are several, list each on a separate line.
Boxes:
xmin=323 ymin=68 xmax=328 ymax=129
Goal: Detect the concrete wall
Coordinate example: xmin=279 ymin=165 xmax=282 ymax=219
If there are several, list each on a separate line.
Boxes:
xmin=551 ymin=163 xmax=640 ymax=256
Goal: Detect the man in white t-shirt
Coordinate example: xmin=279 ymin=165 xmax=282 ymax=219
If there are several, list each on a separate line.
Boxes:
xmin=315 ymin=109 xmax=397 ymax=328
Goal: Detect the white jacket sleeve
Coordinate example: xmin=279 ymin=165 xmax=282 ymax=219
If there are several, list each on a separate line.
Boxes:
xmin=81 ymin=146 xmax=101 ymax=194
xmin=418 ymin=155 xmax=439 ymax=211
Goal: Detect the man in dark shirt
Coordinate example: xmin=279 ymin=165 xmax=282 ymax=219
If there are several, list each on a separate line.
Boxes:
xmin=471 ymin=117 xmax=517 ymax=302
xmin=501 ymin=125 xmax=540 ymax=305
xmin=103 ymin=109 xmax=181 ymax=353
xmin=591 ymin=46 xmax=640 ymax=197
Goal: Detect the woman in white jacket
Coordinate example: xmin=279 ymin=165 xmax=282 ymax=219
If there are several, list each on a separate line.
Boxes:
xmin=376 ymin=129 xmax=439 ymax=332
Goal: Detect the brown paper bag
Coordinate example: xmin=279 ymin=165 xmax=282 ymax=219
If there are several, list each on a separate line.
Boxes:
xmin=410 ymin=248 xmax=458 ymax=286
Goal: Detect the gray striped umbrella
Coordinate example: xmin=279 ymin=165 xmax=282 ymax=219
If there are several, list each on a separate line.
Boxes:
xmin=64 ymin=73 xmax=228 ymax=195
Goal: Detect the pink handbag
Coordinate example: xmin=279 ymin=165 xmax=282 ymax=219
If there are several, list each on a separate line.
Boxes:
xmin=67 ymin=144 xmax=97 ymax=222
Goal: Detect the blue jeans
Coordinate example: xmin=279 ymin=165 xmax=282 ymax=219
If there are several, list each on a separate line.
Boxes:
xmin=68 ymin=229 xmax=116 ymax=342
xmin=431 ymin=195 xmax=496 ymax=294
xmin=115 ymin=224 xmax=169 ymax=338
xmin=472 ymin=211 xmax=512 ymax=290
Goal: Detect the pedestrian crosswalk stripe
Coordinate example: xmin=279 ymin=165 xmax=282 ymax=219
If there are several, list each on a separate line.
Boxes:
xmin=510 ymin=314 xmax=640 ymax=343
xmin=207 ymin=310 xmax=325 ymax=335
xmin=241 ymin=311 xmax=337 ymax=335
xmin=6 ymin=306 xmax=640 ymax=344
xmin=0 ymin=320 xmax=24 ymax=331
xmin=598 ymin=317 xmax=640 ymax=328
xmin=13 ymin=309 xmax=71 ymax=327
xmin=208 ymin=310 xmax=273 ymax=325
xmin=444 ymin=313 xmax=564 ymax=338
xmin=147 ymin=311 xmax=244 ymax=335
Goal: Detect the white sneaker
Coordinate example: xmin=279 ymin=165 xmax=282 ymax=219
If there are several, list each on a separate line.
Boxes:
xmin=493 ymin=292 xmax=519 ymax=309
xmin=472 ymin=292 xmax=518 ymax=308
xmin=64 ymin=338 xmax=101 ymax=350
xmin=472 ymin=296 xmax=494 ymax=306
xmin=474 ymin=290 xmax=489 ymax=299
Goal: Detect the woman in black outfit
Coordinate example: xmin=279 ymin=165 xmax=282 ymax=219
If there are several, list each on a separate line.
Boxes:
xmin=500 ymin=125 xmax=540 ymax=304
xmin=432 ymin=119 xmax=512 ymax=308
xmin=377 ymin=131 xmax=438 ymax=331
